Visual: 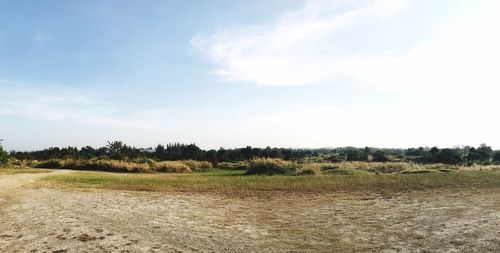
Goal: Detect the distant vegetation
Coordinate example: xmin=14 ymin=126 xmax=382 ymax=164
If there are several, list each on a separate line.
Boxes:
xmin=4 ymin=140 xmax=500 ymax=175
xmin=7 ymin=141 xmax=500 ymax=165
xmin=0 ymin=139 xmax=8 ymax=166
xmin=35 ymin=159 xmax=212 ymax=173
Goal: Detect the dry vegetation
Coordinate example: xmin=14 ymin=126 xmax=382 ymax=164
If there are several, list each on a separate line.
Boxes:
xmin=0 ymin=167 xmax=50 ymax=175
xmin=35 ymin=159 xmax=212 ymax=173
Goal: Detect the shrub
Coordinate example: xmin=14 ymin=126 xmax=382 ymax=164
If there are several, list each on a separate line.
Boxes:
xmin=181 ymin=160 xmax=212 ymax=172
xmin=0 ymin=144 xmax=8 ymax=166
xmin=36 ymin=159 xmax=64 ymax=169
xmin=246 ymin=158 xmax=297 ymax=175
xmin=296 ymin=163 xmax=321 ymax=175
xmin=372 ymin=150 xmax=390 ymax=162
xmin=153 ymin=161 xmax=191 ymax=173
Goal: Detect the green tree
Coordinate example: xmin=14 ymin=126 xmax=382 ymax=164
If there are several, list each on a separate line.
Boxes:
xmin=476 ymin=144 xmax=493 ymax=162
xmin=372 ymin=150 xmax=389 ymax=162
xmin=435 ymin=148 xmax=463 ymax=164
xmin=0 ymin=139 xmax=8 ymax=166
xmin=492 ymin=151 xmax=500 ymax=163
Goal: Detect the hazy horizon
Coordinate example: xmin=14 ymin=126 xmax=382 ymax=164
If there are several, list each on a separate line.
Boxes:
xmin=1 ymin=0 xmax=499 ymax=151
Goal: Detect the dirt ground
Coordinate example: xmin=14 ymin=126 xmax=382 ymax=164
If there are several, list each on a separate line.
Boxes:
xmin=1 ymin=171 xmax=499 ymax=252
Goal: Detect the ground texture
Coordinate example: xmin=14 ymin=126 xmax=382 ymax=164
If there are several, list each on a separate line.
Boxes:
xmin=1 ymin=171 xmax=499 ymax=252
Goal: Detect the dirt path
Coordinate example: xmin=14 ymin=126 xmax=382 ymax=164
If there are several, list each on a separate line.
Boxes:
xmin=0 ymin=170 xmax=69 ymax=204
xmin=1 ymin=172 xmax=499 ymax=252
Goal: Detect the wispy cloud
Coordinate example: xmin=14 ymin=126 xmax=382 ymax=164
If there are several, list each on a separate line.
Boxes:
xmin=337 ymin=6 xmax=500 ymax=99
xmin=31 ymin=31 xmax=50 ymax=42
xmin=192 ymin=0 xmax=500 ymax=96
xmin=0 ymin=81 xmax=169 ymax=130
xmin=191 ymin=0 xmax=412 ymax=86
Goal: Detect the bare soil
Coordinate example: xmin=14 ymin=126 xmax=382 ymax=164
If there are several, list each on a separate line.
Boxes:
xmin=1 ymin=172 xmax=499 ymax=252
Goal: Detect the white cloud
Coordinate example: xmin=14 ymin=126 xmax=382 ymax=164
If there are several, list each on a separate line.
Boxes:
xmin=335 ymin=1 xmax=500 ymax=98
xmin=192 ymin=0 xmax=500 ymax=96
xmin=191 ymin=0 xmax=412 ymax=86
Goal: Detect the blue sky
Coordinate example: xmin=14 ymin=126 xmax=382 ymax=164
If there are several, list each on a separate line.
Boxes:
xmin=1 ymin=0 xmax=499 ymax=150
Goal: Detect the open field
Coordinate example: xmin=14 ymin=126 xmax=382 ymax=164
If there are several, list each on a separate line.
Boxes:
xmin=40 ymin=169 xmax=500 ymax=195
xmin=1 ymin=169 xmax=500 ymax=252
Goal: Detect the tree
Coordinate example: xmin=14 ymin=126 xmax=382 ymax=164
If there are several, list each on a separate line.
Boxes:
xmin=434 ymin=148 xmax=463 ymax=164
xmin=205 ymin=149 xmax=218 ymax=163
xmin=372 ymin=150 xmax=389 ymax=162
xmin=343 ymin=148 xmax=368 ymax=161
xmin=476 ymin=144 xmax=493 ymax=162
xmin=493 ymin=151 xmax=500 ymax=163
xmin=107 ymin=141 xmax=126 ymax=159
xmin=0 ymin=139 xmax=8 ymax=166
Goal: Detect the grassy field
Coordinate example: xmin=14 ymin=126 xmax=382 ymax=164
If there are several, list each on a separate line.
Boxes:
xmin=41 ymin=169 xmax=500 ymax=194
xmin=0 ymin=167 xmax=51 ymax=175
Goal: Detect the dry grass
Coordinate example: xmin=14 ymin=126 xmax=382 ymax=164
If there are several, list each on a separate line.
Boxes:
xmin=0 ymin=167 xmax=51 ymax=175
xmin=35 ymin=159 xmax=207 ymax=173
xmin=317 ymin=161 xmax=500 ymax=173
xmin=181 ymin=160 xmax=213 ymax=172
xmin=246 ymin=158 xmax=297 ymax=175
xmin=152 ymin=161 xmax=191 ymax=173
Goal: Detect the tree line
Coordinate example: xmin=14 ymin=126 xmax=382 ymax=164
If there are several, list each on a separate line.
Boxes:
xmin=4 ymin=141 xmax=500 ymax=165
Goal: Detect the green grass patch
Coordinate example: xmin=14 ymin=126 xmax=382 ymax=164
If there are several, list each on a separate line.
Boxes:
xmin=41 ymin=170 xmax=500 ymax=194
xmin=323 ymin=168 xmax=373 ymax=175
xmin=400 ymin=169 xmax=434 ymax=174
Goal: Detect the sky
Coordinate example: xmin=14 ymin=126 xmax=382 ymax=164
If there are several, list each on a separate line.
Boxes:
xmin=1 ymin=0 xmax=499 ymax=151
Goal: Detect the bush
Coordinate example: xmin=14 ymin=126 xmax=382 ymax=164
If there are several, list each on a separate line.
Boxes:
xmin=296 ymin=163 xmax=321 ymax=175
xmin=246 ymin=158 xmax=297 ymax=175
xmin=181 ymin=160 xmax=212 ymax=172
xmin=372 ymin=150 xmax=390 ymax=162
xmin=152 ymin=161 xmax=191 ymax=173
xmin=0 ymin=144 xmax=8 ymax=166
xmin=36 ymin=159 xmax=64 ymax=169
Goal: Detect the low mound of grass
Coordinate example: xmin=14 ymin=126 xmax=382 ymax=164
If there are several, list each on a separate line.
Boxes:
xmin=400 ymin=169 xmax=434 ymax=174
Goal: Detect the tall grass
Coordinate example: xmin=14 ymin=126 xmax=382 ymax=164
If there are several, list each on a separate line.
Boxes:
xmin=34 ymin=159 xmax=500 ymax=175
xmin=35 ymin=159 xmax=205 ymax=173
xmin=153 ymin=161 xmax=191 ymax=173
xmin=246 ymin=158 xmax=321 ymax=175
xmin=323 ymin=161 xmax=500 ymax=173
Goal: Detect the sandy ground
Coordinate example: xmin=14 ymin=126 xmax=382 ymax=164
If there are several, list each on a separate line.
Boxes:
xmin=1 ymin=172 xmax=499 ymax=252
